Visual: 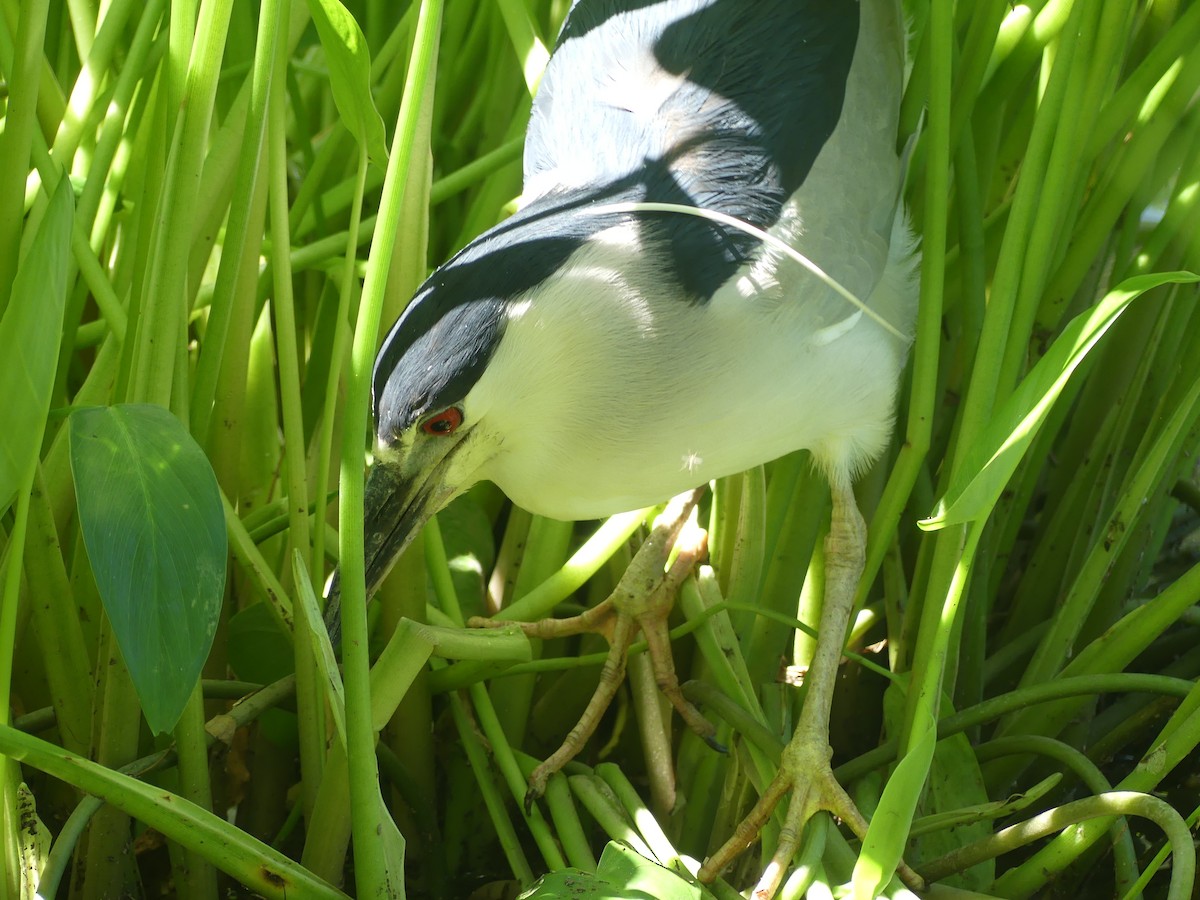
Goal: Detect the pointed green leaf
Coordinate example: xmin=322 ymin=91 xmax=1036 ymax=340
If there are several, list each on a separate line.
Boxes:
xmin=0 ymin=177 xmax=74 ymax=513
xmin=305 ymin=0 xmax=389 ymax=166
xmin=910 ymin=731 xmax=994 ymax=889
xmin=293 ymin=551 xmax=347 ymax=746
xmin=70 ymin=404 xmax=227 ymax=734
xmin=852 ymin=713 xmax=937 ymax=900
xmin=17 ymin=783 xmax=49 ymax=900
xmin=516 ymin=843 xmax=699 ymax=900
xmin=922 ymin=271 xmax=1199 ymax=529
xmin=594 ymin=842 xmax=701 ymax=900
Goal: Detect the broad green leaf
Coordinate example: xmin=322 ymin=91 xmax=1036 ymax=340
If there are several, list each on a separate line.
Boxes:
xmin=517 ymin=868 xmax=610 ymax=900
xmin=0 ymin=177 xmax=73 ymax=514
xmin=517 ymin=843 xmax=700 ymax=900
xmin=594 ymin=842 xmax=702 ymax=900
xmin=305 ymin=0 xmax=389 ymax=166
xmin=909 ymin=731 xmax=994 ymax=890
xmin=70 ymin=404 xmax=227 ymax=734
xmin=922 ymin=271 xmax=1200 ymax=529
xmin=228 ymin=601 xmax=294 ymax=685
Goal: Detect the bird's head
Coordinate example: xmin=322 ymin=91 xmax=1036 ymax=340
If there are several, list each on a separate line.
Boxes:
xmin=361 ymin=287 xmax=505 ymax=596
xmin=360 ymin=191 xmax=622 ymax=596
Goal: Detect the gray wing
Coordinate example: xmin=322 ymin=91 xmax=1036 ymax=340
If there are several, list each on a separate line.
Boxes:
xmin=524 ymin=0 xmax=909 ymax=317
xmin=526 ymin=0 xmax=857 ymax=213
xmin=523 ymin=0 xmax=862 ymax=299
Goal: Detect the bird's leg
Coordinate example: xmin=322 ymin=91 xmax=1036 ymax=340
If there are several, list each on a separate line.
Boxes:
xmin=621 ymin=510 xmax=715 ymax=744
xmin=471 ymin=488 xmax=716 ymax=808
xmin=698 ymin=481 xmax=924 ymax=899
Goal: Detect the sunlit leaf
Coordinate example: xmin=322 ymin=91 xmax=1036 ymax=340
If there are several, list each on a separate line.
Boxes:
xmin=517 ymin=842 xmax=699 ymax=900
xmin=595 ymin=842 xmax=701 ymax=900
xmin=922 ymin=272 xmax=1199 ymax=529
xmin=70 ymin=404 xmax=227 ymax=734
xmin=0 ymin=177 xmax=73 ymax=513
xmin=18 ymin=783 xmax=49 ymax=900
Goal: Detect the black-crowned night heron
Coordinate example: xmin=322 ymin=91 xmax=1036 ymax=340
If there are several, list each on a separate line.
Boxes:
xmin=345 ymin=0 xmax=918 ymax=894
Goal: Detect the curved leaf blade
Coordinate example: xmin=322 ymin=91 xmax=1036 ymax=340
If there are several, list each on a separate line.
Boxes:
xmin=922 ymin=271 xmax=1199 ymax=529
xmin=0 ymin=177 xmax=73 ymax=513
xmin=852 ymin=713 xmax=937 ymax=900
xmin=305 ymin=0 xmax=389 ymax=166
xmin=70 ymin=404 xmax=227 ymax=734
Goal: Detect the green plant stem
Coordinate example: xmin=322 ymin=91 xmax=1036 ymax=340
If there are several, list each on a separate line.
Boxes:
xmin=311 ymin=147 xmax=367 ymax=622
xmin=223 ymin=490 xmax=295 ymax=632
xmin=996 ymin=376 xmax=1200 ymax=764
xmin=189 ymin=0 xmax=277 ymax=444
xmin=0 ymin=722 xmax=349 ymax=899
xmin=45 ymin=0 xmax=138 ymax=174
xmin=490 ymin=515 xmax=572 ymax=745
xmin=996 ymin=3 xmax=1099 ymax=392
xmin=129 ymin=0 xmax=233 ymax=407
xmin=835 ymin=673 xmax=1196 ymax=784
xmin=494 ymin=0 xmax=548 ymax=93
xmin=264 ymin=0 xmax=327 ymax=831
xmin=569 ymin=773 xmax=654 ymax=859
xmin=38 ymin=674 xmax=298 ymax=898
xmin=974 ymin=736 xmax=1136 ymax=893
xmin=20 ymin=465 xmax=93 ymax=753
xmin=447 ymin=686 xmax=536 ymax=883
xmin=430 ymin=509 xmax=649 ymax=692
xmin=338 ymin=3 xmax=443 ymax=896
xmin=0 ymin=0 xmax=51 ymax=307
xmin=596 ymin=763 xmax=689 ymax=872
xmin=924 ymin=792 xmax=1193 ymax=900
xmin=543 ymin=767 xmax=597 ymax=871
xmin=743 ymin=456 xmax=825 ymax=690
xmin=0 ymin=465 xmax=38 ymax=899
xmin=80 ymin=624 xmax=144 ymax=899
xmin=494 ymin=509 xmax=651 ymax=622
xmin=423 ymin=518 xmax=566 ymax=872
xmin=170 ymin=684 xmax=218 ymax=900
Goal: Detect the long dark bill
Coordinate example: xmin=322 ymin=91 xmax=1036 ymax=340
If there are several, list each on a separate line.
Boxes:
xmin=323 ymin=461 xmax=439 ymax=647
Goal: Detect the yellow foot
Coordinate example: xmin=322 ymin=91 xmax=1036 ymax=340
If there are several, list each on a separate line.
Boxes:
xmin=469 ymin=488 xmax=719 ymax=810
xmin=698 ymin=477 xmax=925 ymax=899
xmin=699 ymin=724 xmax=924 ymax=898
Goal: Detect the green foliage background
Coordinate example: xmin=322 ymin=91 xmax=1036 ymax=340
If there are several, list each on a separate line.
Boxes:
xmin=1 ymin=1 xmax=1199 ymax=899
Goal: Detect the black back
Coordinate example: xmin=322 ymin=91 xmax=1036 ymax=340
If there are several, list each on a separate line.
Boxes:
xmin=374 ymin=0 xmax=859 ymax=437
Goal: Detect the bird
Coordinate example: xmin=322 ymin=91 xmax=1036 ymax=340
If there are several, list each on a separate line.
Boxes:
xmin=347 ymin=0 xmax=919 ymax=895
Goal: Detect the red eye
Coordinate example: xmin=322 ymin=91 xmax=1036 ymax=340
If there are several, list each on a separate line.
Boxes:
xmin=420 ymin=407 xmax=463 ymax=436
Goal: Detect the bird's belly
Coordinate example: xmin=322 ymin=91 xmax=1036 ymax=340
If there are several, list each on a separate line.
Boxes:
xmin=488 ymin=312 xmax=907 ymax=522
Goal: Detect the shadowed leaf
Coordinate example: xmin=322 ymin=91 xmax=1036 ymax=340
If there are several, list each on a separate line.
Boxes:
xmin=0 ymin=177 xmax=73 ymax=513
xmin=305 ymin=0 xmax=389 ymax=165
xmin=70 ymin=403 xmax=227 ymax=734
